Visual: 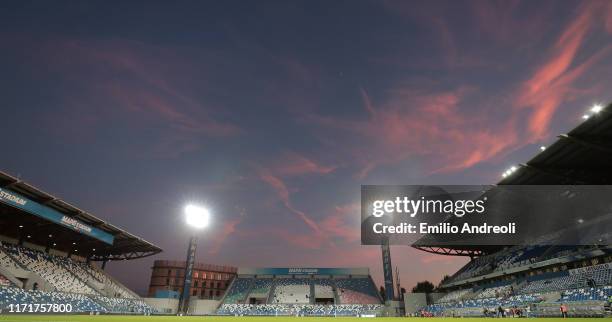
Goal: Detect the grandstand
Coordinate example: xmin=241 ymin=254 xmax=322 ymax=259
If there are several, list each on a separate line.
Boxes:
xmin=0 ymin=171 xmax=386 ymax=317
xmin=0 ymin=171 xmax=161 ymax=314
xmin=216 ymin=268 xmax=383 ymax=316
xmin=412 ymin=102 xmax=612 ymax=318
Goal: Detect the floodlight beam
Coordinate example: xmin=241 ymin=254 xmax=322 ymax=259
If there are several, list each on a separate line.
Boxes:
xmin=184 ymin=204 xmax=210 ymax=229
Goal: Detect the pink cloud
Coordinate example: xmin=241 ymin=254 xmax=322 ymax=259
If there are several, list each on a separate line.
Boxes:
xmin=105 ymin=82 xmax=240 ymax=137
xmin=253 ymin=152 xmax=336 ymax=243
xmin=319 ymin=203 xmax=361 ymax=243
xmin=9 ymin=34 xmax=241 ymax=157
xmin=305 ymin=2 xmax=612 ymax=178
xmin=515 ymin=1 xmax=612 ymax=140
xmin=255 ymin=167 xmax=360 ymax=249
xmin=607 ymin=6 xmax=612 ymax=34
xmin=258 ymin=170 xmax=323 ymax=235
xmin=272 ymin=152 xmax=336 ymax=177
xmin=207 ymin=217 xmax=243 ymax=255
xmin=309 ymin=87 xmax=519 ymax=177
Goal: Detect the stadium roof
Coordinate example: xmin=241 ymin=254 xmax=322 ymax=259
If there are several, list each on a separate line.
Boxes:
xmin=0 ymin=171 xmax=162 ymax=261
xmin=413 ymin=102 xmax=612 ymax=257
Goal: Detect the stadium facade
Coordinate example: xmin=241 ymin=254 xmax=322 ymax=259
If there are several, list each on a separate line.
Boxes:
xmin=409 ymin=102 xmax=612 ymax=317
xmin=147 ymin=260 xmax=237 ymax=299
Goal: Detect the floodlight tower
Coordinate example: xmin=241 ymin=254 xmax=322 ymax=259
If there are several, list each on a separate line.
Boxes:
xmin=177 ymin=204 xmax=210 ymax=316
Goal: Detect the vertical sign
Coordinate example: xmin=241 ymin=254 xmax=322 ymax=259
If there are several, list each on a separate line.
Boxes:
xmin=381 ymin=238 xmax=395 ymax=302
xmin=178 ymin=237 xmax=197 ymax=315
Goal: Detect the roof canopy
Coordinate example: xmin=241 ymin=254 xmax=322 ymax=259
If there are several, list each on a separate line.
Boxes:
xmin=0 ymin=171 xmax=162 ymax=261
xmin=413 ymin=102 xmax=612 ymax=257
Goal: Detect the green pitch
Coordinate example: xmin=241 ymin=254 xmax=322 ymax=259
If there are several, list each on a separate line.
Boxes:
xmin=0 ymin=317 xmax=605 ymax=322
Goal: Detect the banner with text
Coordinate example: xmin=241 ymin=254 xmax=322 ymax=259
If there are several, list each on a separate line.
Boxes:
xmin=0 ymin=187 xmax=114 ymax=245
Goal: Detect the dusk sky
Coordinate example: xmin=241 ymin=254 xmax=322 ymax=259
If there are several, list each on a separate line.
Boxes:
xmin=1 ymin=0 xmax=612 ymax=295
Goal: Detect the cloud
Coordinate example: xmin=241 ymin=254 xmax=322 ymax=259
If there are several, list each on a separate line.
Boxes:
xmin=254 ymin=152 xmax=335 ymax=240
xmin=309 ymin=87 xmax=519 ymax=177
xmin=381 ymin=0 xmax=548 ymax=70
xmin=470 ymin=0 xmax=551 ymax=46
xmin=104 ymin=82 xmax=240 ymax=137
xmin=6 ymin=34 xmax=241 ymax=157
xmin=515 ymin=1 xmax=612 ymax=140
xmin=319 ymin=203 xmax=361 ymax=243
xmin=207 ymin=216 xmax=243 ymax=255
xmin=272 ymin=152 xmax=336 ymax=177
xmin=258 ymin=170 xmax=323 ymax=235
xmin=306 ymin=1 xmax=612 ymax=178
xmin=254 ymin=158 xmax=357 ymax=250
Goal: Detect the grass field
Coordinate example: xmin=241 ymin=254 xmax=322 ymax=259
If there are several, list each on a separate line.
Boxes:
xmin=0 ymin=317 xmax=605 ymax=322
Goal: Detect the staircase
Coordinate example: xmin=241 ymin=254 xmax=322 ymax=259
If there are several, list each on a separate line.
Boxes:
xmin=267 ymin=282 xmax=277 ymax=304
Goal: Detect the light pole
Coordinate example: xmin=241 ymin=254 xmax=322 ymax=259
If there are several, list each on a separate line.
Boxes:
xmin=178 ymin=204 xmax=210 ymax=316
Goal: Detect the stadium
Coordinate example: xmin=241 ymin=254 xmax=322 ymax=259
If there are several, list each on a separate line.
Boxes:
xmin=0 ymin=103 xmax=610 ymax=321
xmin=409 ymin=103 xmax=612 ymax=318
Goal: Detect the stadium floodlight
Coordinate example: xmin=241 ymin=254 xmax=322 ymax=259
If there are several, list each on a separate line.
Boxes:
xmin=184 ymin=204 xmax=210 ymax=229
xmin=582 ymin=114 xmax=590 ymax=120
xmin=540 ymin=146 xmax=546 ymax=151
xmin=591 ymin=104 xmax=603 ymax=113
xmin=502 ymin=165 xmax=520 ymax=178
xmin=179 ymin=203 xmax=211 ymax=315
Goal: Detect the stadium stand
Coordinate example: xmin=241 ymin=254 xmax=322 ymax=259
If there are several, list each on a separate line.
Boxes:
xmin=436 ymin=288 xmax=471 ymax=303
xmin=313 ymin=278 xmax=335 ymax=302
xmin=0 ymin=286 xmax=105 ymax=312
xmin=0 ymin=285 xmax=157 ymax=314
xmin=421 ymin=262 xmax=612 ymax=316
xmin=271 ymin=278 xmax=310 ymax=304
xmin=559 ymin=286 xmax=612 ymax=302
xmin=520 ymin=273 xmax=583 ymax=294
xmin=62 ymin=257 xmax=137 ymax=298
xmin=414 ymin=102 xmax=612 ymax=318
xmin=223 ymin=278 xmax=252 ymax=304
xmin=0 ymin=242 xmax=159 ymax=314
xmin=2 ymin=243 xmax=98 ymax=295
xmin=335 ymin=278 xmax=380 ymax=304
xmin=247 ymin=278 xmax=274 ymax=300
xmin=0 ymin=170 xmax=162 ymax=315
xmin=216 ymin=268 xmax=382 ymax=316
xmin=0 ymin=250 xmax=22 ymax=272
xmin=93 ymin=295 xmax=156 ymax=314
xmin=474 ymin=284 xmax=513 ymax=299
xmin=217 ymin=303 xmax=383 ymax=316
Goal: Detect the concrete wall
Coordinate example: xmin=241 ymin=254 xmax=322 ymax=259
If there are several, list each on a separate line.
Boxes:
xmin=404 ymin=293 xmax=427 ymax=315
xmin=142 ymin=298 xmax=219 ymax=315
xmin=0 ymin=266 xmax=23 ymax=288
xmin=143 ymin=298 xmax=179 ymax=315
xmin=2 ymin=265 xmax=52 ymax=292
xmin=188 ymin=299 xmax=221 ymax=315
